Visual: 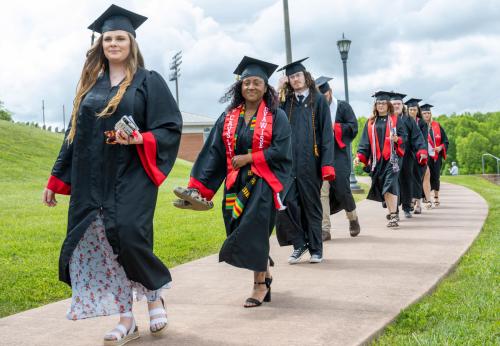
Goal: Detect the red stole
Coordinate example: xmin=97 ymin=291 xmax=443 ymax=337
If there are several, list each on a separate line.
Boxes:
xmin=429 ymin=120 xmax=446 ymax=160
xmin=333 ymin=123 xmax=346 ymax=149
xmin=222 ymin=101 xmax=284 ymax=209
xmin=367 ymin=114 xmax=402 ymax=162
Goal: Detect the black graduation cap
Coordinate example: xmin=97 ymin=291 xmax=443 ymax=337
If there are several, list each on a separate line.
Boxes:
xmin=372 ymin=91 xmax=392 ymax=101
xmin=389 ymin=91 xmax=407 ymax=101
xmin=233 ymin=56 xmax=278 ymax=83
xmin=277 ymin=57 xmax=309 ymax=76
xmin=420 ymin=104 xmax=434 ymax=111
xmin=315 ymin=76 xmax=333 ymax=94
xmin=404 ymin=98 xmax=422 ymax=107
xmin=88 ymin=4 xmax=148 ymax=39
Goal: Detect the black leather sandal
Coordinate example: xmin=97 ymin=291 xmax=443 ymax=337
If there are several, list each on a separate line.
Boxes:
xmin=244 ymin=281 xmax=271 ymax=308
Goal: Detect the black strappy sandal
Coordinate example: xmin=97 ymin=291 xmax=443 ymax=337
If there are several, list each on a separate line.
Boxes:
xmin=244 ymin=281 xmax=271 ymax=308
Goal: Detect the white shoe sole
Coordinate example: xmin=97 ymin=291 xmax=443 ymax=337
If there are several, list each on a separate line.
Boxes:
xmin=309 ymin=258 xmax=323 ymax=263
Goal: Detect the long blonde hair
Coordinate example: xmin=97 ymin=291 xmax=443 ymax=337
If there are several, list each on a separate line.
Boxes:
xmin=67 ymin=33 xmax=144 ymax=143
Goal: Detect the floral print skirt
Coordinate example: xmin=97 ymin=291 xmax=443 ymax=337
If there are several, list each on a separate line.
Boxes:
xmin=67 ymin=215 xmax=169 ymax=320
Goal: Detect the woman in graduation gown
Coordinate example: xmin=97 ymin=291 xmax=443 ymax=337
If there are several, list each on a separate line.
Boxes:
xmin=173 ymin=56 xmax=292 ymax=308
xmin=42 ymin=5 xmax=182 ymax=344
xmin=421 ymin=104 xmax=449 ymax=207
xmin=405 ymin=98 xmax=430 ymax=213
xmin=355 ymin=92 xmax=406 ymax=228
xmin=390 ymin=92 xmax=427 ymax=219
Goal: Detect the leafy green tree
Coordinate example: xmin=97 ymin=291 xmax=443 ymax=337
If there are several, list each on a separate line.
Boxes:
xmin=0 ymin=100 xmax=12 ymax=121
xmin=456 ymin=132 xmax=490 ymax=174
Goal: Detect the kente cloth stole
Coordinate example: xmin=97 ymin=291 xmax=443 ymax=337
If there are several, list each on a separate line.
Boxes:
xmin=222 ymin=101 xmax=282 ymax=219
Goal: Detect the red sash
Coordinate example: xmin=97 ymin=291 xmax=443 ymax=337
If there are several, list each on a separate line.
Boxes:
xmin=223 ymin=101 xmax=284 ymax=209
xmin=367 ymin=114 xmax=403 ymax=163
xmin=429 ymin=120 xmax=446 ymax=160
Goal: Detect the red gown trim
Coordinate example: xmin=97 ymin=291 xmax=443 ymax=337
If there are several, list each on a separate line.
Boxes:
xmin=333 ymin=123 xmax=346 ymax=149
xmin=321 ymin=166 xmax=336 ymax=181
xmin=136 ymin=132 xmax=167 ymax=187
xmin=188 ymin=176 xmax=216 ymax=200
xmin=47 ymin=175 xmax=71 ymax=195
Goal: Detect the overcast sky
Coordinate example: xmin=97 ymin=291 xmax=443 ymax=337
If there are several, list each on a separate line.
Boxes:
xmin=1 ymin=0 xmax=500 ymax=129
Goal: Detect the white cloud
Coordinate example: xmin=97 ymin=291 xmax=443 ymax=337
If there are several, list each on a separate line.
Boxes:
xmin=0 ymin=0 xmax=499 ymax=128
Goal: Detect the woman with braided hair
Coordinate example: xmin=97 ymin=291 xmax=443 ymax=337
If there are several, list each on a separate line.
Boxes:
xmin=42 ymin=5 xmax=182 ymax=344
xmin=275 ymin=58 xmax=336 ymax=264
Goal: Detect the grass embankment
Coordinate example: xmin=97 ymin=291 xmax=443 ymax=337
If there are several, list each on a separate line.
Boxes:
xmin=373 ymin=176 xmax=499 ymax=345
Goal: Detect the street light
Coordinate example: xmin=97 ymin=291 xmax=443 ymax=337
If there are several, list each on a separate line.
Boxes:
xmin=336 ymin=33 xmax=364 ymax=193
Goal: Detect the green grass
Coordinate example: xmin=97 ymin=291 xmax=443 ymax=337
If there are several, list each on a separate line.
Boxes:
xmin=373 ymin=175 xmax=500 ymax=345
xmin=0 ymin=120 xmax=368 ymax=318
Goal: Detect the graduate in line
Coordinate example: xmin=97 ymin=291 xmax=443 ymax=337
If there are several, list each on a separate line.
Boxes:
xmin=421 ymin=104 xmax=449 ymax=207
xmin=405 ymin=98 xmax=430 ymax=213
xmin=173 ymin=56 xmax=292 ymax=308
xmin=316 ymin=76 xmax=360 ymax=240
xmin=42 ymin=5 xmax=182 ymax=344
xmin=390 ymin=92 xmax=427 ymax=219
xmin=275 ymin=58 xmax=336 ymax=264
xmin=355 ymin=91 xmax=406 ymax=228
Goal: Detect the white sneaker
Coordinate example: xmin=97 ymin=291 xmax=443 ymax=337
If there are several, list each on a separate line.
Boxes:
xmin=309 ymin=254 xmax=323 ymax=263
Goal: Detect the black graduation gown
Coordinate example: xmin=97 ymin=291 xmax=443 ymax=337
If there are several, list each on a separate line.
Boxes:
xmin=276 ymin=92 xmax=335 ymax=252
xmin=412 ymin=118 xmax=428 ymax=199
xmin=357 ymin=115 xmax=406 ymax=203
xmin=48 ymin=68 xmax=182 ymax=290
xmin=398 ymin=114 xmax=427 ymax=211
xmin=428 ymin=123 xmax=449 ymax=191
xmin=329 ymin=100 xmax=358 ymax=214
xmin=188 ymin=108 xmax=292 ymax=272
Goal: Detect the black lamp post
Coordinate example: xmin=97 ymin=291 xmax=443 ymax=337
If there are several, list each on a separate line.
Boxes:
xmin=337 ymin=33 xmax=364 ymax=193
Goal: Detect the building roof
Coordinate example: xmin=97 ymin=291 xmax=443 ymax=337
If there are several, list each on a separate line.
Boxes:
xmin=181 ymin=111 xmax=216 ymax=126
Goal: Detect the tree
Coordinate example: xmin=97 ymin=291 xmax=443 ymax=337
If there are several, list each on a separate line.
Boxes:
xmin=0 ymin=100 xmax=12 ymax=121
xmin=456 ymin=132 xmax=490 ymax=174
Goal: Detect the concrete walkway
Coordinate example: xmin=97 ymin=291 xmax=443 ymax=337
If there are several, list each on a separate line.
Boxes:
xmin=0 ymin=182 xmax=488 ymax=346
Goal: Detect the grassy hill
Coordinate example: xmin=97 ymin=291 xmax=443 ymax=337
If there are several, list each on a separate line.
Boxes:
xmin=0 ymin=120 xmax=225 ymax=317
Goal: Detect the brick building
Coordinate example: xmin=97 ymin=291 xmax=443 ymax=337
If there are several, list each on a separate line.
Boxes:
xmin=178 ymin=111 xmax=215 ymax=162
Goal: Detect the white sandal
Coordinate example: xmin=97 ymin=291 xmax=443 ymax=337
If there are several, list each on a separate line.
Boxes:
xmin=103 ymin=312 xmax=139 ymax=346
xmin=149 ymin=297 xmax=168 ymax=336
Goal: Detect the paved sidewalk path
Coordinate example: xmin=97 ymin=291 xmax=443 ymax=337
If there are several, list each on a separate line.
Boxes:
xmin=0 ymin=182 xmax=488 ymax=346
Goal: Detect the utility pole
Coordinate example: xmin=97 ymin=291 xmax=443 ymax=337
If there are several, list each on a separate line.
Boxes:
xmin=62 ymin=104 xmax=66 ymax=132
xmin=42 ymin=100 xmax=45 ymax=128
xmin=282 ymin=0 xmax=292 ymax=63
xmin=169 ymin=51 xmax=182 ymax=107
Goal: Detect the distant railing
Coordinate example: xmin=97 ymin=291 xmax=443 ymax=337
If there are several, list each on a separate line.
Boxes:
xmin=482 ymin=153 xmax=500 ymax=175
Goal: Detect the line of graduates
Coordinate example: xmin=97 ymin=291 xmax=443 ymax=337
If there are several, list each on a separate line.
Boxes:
xmin=43 ymin=5 xmax=448 ymax=345
xmin=355 ymin=91 xmax=448 ymax=227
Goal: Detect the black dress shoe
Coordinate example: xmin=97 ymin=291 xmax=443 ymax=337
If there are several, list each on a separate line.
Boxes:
xmin=349 ymin=219 xmax=361 ymax=237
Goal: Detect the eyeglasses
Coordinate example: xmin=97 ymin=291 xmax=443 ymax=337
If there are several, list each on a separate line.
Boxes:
xmin=376 ymin=101 xmax=388 ymax=105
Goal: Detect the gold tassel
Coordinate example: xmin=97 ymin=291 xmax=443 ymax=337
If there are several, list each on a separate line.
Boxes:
xmin=314 ymin=144 xmax=319 ymax=157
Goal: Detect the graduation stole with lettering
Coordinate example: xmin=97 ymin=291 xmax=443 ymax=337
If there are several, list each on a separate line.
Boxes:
xmin=223 ymin=100 xmax=285 ymax=219
xmin=428 ymin=120 xmax=446 ymax=161
xmin=367 ymin=114 xmax=403 ymax=168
